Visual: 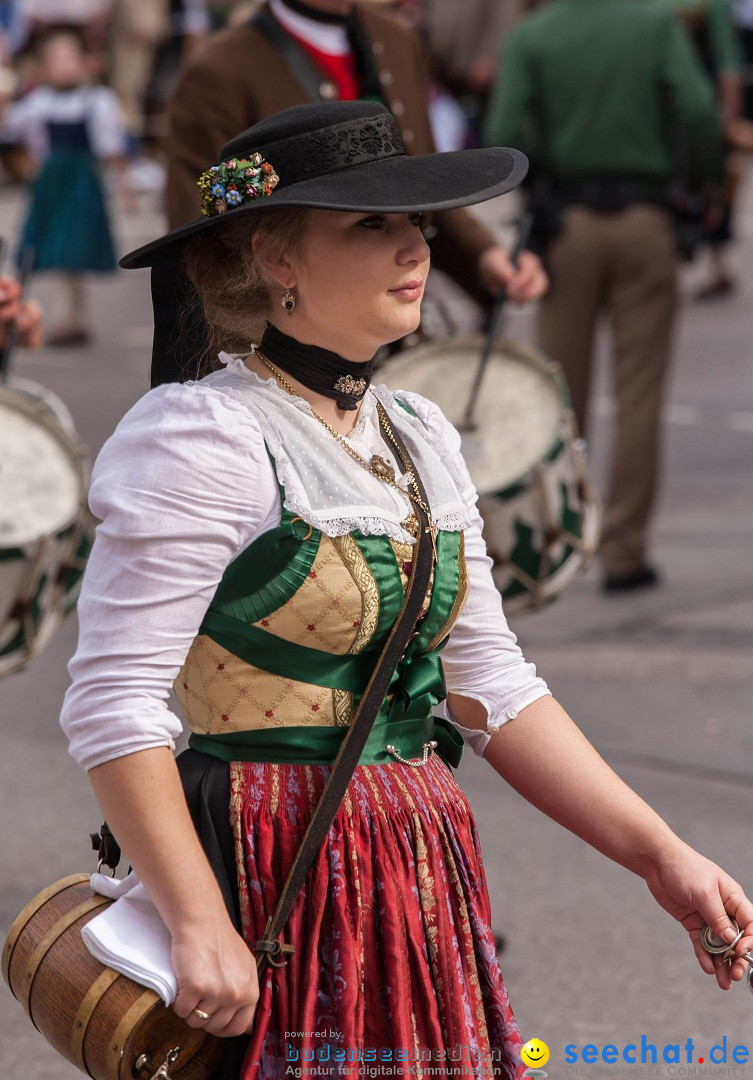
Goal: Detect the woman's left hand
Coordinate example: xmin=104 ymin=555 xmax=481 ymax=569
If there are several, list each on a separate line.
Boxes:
xmin=478 ymin=244 xmax=548 ymax=304
xmin=644 ymin=839 xmax=753 ymax=989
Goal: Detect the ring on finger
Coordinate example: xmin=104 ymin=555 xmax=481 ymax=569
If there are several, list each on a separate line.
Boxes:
xmin=193 ymin=1008 xmax=212 ymax=1022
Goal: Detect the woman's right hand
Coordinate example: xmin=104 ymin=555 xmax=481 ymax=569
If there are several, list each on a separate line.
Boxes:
xmin=171 ymin=916 xmax=260 ymax=1038
xmin=0 ymin=277 xmax=44 ymax=349
xmin=86 ymin=750 xmax=260 ymax=1038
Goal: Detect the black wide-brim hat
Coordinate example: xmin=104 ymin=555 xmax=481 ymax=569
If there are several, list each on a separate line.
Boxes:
xmin=120 ymin=100 xmax=528 ymax=270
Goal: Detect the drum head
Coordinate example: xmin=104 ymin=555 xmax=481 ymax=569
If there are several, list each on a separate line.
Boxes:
xmin=377 ymin=337 xmax=565 ymax=493
xmin=0 ymin=387 xmax=84 ymax=547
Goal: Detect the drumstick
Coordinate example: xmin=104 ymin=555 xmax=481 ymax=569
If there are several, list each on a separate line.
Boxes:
xmin=459 ymin=213 xmax=533 ymax=432
xmin=0 ymin=244 xmax=35 ymax=383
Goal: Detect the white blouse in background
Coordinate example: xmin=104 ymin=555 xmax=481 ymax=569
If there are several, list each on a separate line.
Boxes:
xmin=20 ymin=0 xmax=111 ymax=22
xmin=2 ymin=84 xmax=127 ymax=161
xmin=60 ymin=357 xmax=550 ymax=772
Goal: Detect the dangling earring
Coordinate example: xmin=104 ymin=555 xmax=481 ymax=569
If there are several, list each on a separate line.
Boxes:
xmin=281 ymin=289 xmax=296 ymax=315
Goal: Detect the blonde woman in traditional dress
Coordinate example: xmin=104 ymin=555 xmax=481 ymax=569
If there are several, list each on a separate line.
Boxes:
xmin=61 ymin=102 xmax=753 ymax=1079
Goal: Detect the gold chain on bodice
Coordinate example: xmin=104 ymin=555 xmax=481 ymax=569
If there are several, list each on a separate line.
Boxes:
xmin=255 ymin=349 xmax=437 ymax=561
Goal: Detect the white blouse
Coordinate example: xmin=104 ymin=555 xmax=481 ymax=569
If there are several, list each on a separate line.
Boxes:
xmin=2 ymin=84 xmax=127 ymax=161
xmin=60 ymin=357 xmax=550 ymax=772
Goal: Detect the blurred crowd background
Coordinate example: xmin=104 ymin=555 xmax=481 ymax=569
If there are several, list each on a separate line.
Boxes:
xmin=2 ymin=0 xmax=752 ymax=309
xmin=3 ymin=0 xmax=752 ymax=191
xmin=2 ymin=0 xmax=753 ymax=286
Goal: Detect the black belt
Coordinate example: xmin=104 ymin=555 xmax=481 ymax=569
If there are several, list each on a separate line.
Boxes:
xmin=559 ymin=176 xmax=671 ymax=212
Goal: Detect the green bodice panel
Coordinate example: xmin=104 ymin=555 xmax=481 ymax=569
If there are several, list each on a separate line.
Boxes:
xmin=175 ymin=471 xmax=469 ymax=768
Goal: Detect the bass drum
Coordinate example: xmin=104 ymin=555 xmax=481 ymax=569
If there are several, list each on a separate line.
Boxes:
xmin=379 ymin=337 xmax=601 ymax=613
xmin=0 ymin=377 xmax=94 ymax=676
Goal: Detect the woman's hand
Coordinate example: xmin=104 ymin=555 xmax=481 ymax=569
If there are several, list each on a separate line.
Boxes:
xmin=644 ymin=838 xmax=753 ymax=990
xmin=88 ymin=749 xmax=260 ymax=1039
xmin=478 ymin=244 xmax=549 ymax=303
xmin=171 ymin=916 xmax=260 ymax=1038
xmin=473 ymin=696 xmax=753 ymax=992
xmin=0 ymin=276 xmax=44 ymax=349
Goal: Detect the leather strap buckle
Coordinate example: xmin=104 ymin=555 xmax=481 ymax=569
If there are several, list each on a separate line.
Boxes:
xmin=252 ymin=938 xmax=295 ymax=967
xmin=252 ymin=919 xmax=295 ymax=968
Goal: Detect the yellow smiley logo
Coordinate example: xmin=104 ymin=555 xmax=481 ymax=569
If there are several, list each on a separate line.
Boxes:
xmin=521 ymin=1038 xmax=550 ymax=1068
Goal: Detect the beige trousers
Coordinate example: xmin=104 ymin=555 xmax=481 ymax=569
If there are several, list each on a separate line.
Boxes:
xmin=538 ymin=204 xmax=678 ymax=577
xmin=109 ymin=0 xmax=170 ymax=137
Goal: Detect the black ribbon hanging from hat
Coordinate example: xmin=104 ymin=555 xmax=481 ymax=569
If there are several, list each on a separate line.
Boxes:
xmin=259 ymin=322 xmax=374 ymax=410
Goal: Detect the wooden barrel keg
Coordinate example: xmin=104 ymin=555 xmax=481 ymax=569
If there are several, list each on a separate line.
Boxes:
xmin=2 ymin=874 xmax=223 ymax=1079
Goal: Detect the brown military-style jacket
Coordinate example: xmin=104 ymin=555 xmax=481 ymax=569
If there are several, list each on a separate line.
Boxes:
xmin=164 ymin=2 xmax=496 ymax=302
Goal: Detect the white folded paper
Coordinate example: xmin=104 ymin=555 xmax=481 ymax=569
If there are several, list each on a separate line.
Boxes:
xmin=81 ymin=871 xmax=177 ymax=1006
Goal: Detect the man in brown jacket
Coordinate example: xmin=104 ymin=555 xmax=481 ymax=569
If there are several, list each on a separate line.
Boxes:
xmin=152 ymin=0 xmax=545 ymax=385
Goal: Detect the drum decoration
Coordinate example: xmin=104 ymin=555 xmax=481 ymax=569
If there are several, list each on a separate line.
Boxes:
xmin=2 ymin=874 xmax=222 ymax=1079
xmin=0 ymin=377 xmax=95 ymax=676
xmin=379 ymin=337 xmax=601 ymax=612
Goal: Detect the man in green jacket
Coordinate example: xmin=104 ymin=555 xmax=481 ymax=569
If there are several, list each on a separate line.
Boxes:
xmin=664 ymin=0 xmax=744 ymax=297
xmin=485 ymin=0 xmax=722 ymax=591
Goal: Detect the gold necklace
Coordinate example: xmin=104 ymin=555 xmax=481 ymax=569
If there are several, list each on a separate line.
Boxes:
xmin=256 ymin=349 xmax=437 ymax=561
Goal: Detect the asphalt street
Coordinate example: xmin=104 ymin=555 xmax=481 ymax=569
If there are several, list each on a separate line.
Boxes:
xmin=0 ymin=171 xmax=752 ymax=1079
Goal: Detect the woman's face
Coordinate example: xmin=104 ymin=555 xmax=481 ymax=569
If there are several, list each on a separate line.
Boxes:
xmin=43 ymin=36 xmax=87 ymax=89
xmin=274 ymin=209 xmax=431 ymax=361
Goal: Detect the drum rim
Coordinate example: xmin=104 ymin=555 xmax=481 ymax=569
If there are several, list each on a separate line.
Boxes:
xmin=5 ymin=375 xmax=78 ymax=437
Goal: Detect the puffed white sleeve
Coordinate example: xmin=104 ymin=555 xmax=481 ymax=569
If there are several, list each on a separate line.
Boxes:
xmin=88 ymin=86 xmax=128 ymax=158
xmin=59 ymin=383 xmax=280 ymax=772
xmin=1 ymin=88 xmax=45 ymax=143
xmin=399 ymin=392 xmax=552 ymax=759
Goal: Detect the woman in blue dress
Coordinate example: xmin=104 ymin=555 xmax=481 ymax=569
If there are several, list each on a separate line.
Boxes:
xmin=1 ymin=31 xmax=128 ymax=345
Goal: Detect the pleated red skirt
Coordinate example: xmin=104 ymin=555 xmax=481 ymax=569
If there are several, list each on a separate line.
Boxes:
xmin=229 ymin=755 xmax=524 ymax=1079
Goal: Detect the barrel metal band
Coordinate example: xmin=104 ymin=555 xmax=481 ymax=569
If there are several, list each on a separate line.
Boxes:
xmin=21 ymin=895 xmax=110 ymax=1020
xmin=1 ymin=874 xmax=90 ymax=988
xmin=71 ymin=967 xmax=121 ymax=1075
xmin=106 ymin=988 xmax=160 ymax=1078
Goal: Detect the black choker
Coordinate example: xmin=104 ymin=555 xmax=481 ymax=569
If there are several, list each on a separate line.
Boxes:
xmin=259 ymin=324 xmax=375 ymax=411
xmin=279 ymin=0 xmax=348 ymax=25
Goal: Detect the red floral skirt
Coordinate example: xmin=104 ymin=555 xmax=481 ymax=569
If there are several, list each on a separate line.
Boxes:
xmin=229 ymin=755 xmax=524 ymax=1079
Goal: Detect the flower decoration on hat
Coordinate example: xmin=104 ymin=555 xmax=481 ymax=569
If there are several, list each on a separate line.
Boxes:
xmin=198 ymin=152 xmax=280 ymax=217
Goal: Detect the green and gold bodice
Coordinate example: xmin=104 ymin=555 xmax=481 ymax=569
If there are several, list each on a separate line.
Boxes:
xmin=175 ymin=484 xmax=469 ymax=768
